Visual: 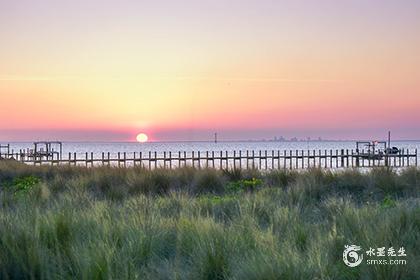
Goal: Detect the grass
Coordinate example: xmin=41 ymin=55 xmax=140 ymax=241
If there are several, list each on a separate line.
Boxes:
xmin=0 ymin=160 xmax=419 ymax=279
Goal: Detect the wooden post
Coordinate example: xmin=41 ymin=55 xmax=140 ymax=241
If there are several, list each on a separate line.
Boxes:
xmin=163 ymin=152 xmax=167 ymax=168
xmin=148 ymin=152 xmax=151 ymax=169
xmin=407 ymin=149 xmax=411 ymax=166
xmin=300 ymin=150 xmax=306 ymax=169
xmin=298 ymin=150 xmax=301 ymax=169
xmin=355 ymin=149 xmax=359 ymax=167
xmin=140 ymin=152 xmax=143 ymax=168
xmin=289 ymin=150 xmax=292 ymax=169
xmin=400 ymin=149 xmax=403 ymax=167
xmin=271 ymin=150 xmax=274 ymax=170
xmin=246 ymin=150 xmax=249 ymax=169
xmin=403 ymin=149 xmax=406 ymax=167
xmin=324 ymin=150 xmax=327 ymax=168
xmin=393 ymin=150 xmax=397 ymax=167
xmin=283 ymin=150 xmax=286 ymax=169
xmin=313 ymin=150 xmax=316 ymax=168
xmin=398 ymin=150 xmax=401 ymax=167
xmin=311 ymin=149 xmax=314 ymax=167
xmin=154 ymin=151 xmax=157 ymax=169
xmin=264 ymin=150 xmax=268 ymax=170
xmin=333 ymin=150 xmax=337 ymax=168
xmin=346 ymin=149 xmax=349 ymax=167
xmin=316 ymin=149 xmax=320 ymax=168
xmin=361 ymin=149 xmax=365 ymax=167
xmin=329 ymin=149 xmax=332 ymax=168
xmin=307 ymin=150 xmax=310 ymax=168
xmin=225 ymin=151 xmax=228 ymax=170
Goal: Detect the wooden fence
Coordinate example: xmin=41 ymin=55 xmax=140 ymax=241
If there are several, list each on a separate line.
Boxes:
xmin=1 ymin=149 xmax=418 ymax=170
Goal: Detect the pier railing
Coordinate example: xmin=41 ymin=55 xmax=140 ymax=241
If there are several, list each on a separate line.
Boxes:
xmin=1 ymin=149 xmax=418 ymax=170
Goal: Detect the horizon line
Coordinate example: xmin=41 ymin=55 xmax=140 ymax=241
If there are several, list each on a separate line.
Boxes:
xmin=2 ymin=139 xmax=420 ymax=144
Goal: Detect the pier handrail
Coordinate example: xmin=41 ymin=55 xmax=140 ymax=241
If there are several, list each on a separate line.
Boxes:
xmin=2 ymin=148 xmax=418 ymax=170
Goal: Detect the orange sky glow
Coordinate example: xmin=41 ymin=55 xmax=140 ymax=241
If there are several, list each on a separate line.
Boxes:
xmin=1 ymin=0 xmax=419 ymax=141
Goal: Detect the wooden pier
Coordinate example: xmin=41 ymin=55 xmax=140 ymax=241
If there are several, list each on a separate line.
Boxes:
xmin=0 ymin=148 xmax=418 ymax=170
xmin=0 ymin=144 xmax=10 ymax=158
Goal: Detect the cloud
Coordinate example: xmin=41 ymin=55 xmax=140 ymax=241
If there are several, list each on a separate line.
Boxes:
xmin=0 ymin=76 xmax=55 ymax=81
xmin=0 ymin=75 xmax=342 ymax=83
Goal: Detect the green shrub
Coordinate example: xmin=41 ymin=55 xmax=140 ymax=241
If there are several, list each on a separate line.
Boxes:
xmin=227 ymin=178 xmax=263 ymax=193
xmin=127 ymin=169 xmax=172 ymax=196
xmin=381 ymin=195 xmax=397 ymax=208
xmin=370 ymin=168 xmax=400 ymax=195
xmin=265 ymin=169 xmax=298 ymax=188
xmin=193 ymin=169 xmax=226 ymax=194
xmin=334 ymin=169 xmax=367 ymax=195
xmin=3 ymin=175 xmax=41 ymax=198
xmin=222 ymin=168 xmax=243 ymax=181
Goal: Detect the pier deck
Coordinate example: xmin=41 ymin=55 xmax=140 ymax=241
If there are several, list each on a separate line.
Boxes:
xmin=0 ymin=149 xmax=417 ymax=170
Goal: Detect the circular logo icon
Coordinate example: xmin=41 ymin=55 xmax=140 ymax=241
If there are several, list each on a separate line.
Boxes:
xmin=343 ymin=245 xmax=363 ymax=267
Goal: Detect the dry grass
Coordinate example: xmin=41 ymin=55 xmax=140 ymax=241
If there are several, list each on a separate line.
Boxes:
xmin=0 ymin=161 xmax=419 ymax=279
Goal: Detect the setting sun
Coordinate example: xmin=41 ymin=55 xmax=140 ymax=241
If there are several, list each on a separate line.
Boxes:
xmin=136 ymin=133 xmax=148 ymax=143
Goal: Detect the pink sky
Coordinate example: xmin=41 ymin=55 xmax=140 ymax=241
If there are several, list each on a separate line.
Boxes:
xmin=1 ymin=0 xmax=419 ymax=141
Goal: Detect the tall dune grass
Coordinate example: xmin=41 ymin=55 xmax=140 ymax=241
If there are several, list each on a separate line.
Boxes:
xmin=0 ymin=161 xmax=419 ymax=279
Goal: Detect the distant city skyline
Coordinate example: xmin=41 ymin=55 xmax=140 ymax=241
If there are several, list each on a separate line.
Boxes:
xmin=1 ymin=0 xmax=419 ymax=141
xmin=1 ymin=128 xmax=417 ymax=143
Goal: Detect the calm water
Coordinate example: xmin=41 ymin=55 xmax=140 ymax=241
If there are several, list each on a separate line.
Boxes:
xmin=3 ymin=140 xmax=420 ymax=158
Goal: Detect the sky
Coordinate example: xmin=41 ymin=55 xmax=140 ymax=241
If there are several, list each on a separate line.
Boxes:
xmin=1 ymin=0 xmax=419 ymax=142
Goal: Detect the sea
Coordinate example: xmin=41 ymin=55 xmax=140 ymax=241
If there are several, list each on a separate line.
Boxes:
xmin=2 ymin=140 xmax=420 ymax=158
